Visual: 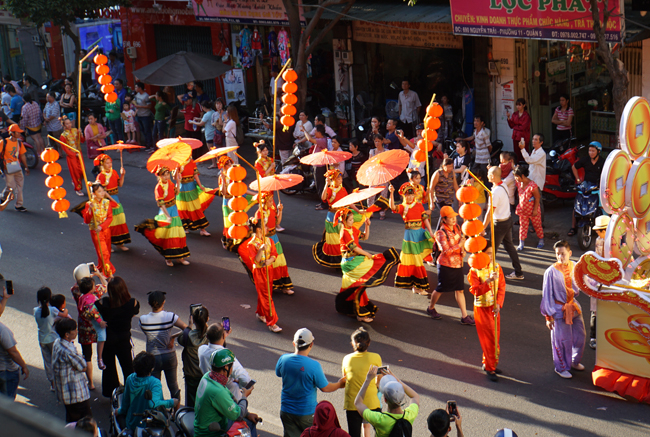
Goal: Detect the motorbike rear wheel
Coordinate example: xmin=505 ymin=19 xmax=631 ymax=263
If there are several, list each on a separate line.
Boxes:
xmin=577 ymin=224 xmax=593 ymax=250
xmin=24 ymin=147 xmax=38 ymax=169
xmin=280 ymin=188 xmax=298 ymax=195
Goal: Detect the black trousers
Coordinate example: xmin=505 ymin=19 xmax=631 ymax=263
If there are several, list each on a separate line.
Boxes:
xmin=314 ymin=166 xmax=327 ymax=206
xmin=590 ymin=311 xmax=597 ymax=339
xmin=101 ymin=339 xmax=134 ymax=398
xmin=492 ymin=217 xmax=523 ymax=276
xmin=346 ymin=408 xmax=381 ymax=437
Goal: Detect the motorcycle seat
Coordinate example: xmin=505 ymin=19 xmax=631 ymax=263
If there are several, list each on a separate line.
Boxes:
xmin=176 ymin=407 xmax=195 ymax=437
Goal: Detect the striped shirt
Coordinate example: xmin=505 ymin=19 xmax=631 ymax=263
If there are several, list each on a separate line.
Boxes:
xmin=554 ymin=106 xmax=573 ymax=131
xmin=139 ymin=311 xmax=179 ymax=355
xmin=474 ymin=128 xmax=491 ymax=164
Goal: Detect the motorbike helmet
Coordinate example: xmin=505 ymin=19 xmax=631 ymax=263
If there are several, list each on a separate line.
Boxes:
xmin=211 ymin=348 xmax=236 ymax=368
xmin=588 ymin=141 xmax=602 ymax=151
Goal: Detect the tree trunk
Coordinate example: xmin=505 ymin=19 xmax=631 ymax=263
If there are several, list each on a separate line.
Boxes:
xmin=61 ymin=22 xmax=81 ymax=83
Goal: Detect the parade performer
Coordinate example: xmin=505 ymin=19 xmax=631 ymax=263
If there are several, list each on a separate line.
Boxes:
xmin=389 ymin=183 xmax=434 ymax=295
xmin=218 ymin=156 xmax=256 ymax=251
xmin=176 ymin=157 xmax=217 ymax=236
xmin=540 ymin=240 xmax=586 ymax=379
xmin=407 ymin=168 xmax=428 ymax=207
xmin=94 ymin=154 xmax=131 ymax=250
xmin=313 ymin=169 xmax=368 ymax=268
xmin=254 ymin=140 xmax=274 ymax=177
xmin=468 ymin=243 xmax=505 ymax=382
xmin=334 ymin=207 xmax=398 ymax=322
xmin=254 ymin=191 xmax=294 ymax=294
xmin=82 ymin=182 xmax=116 ymax=277
xmin=135 ymin=167 xmax=191 ymax=267
xmin=247 ymin=218 xmax=282 ymax=333
xmin=60 ymin=116 xmax=85 ymax=197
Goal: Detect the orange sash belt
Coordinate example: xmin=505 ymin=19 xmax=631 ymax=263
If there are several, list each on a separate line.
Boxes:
xmin=555 ymin=299 xmax=581 ymax=325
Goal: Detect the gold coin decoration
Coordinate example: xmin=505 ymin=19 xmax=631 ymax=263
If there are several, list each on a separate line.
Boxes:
xmin=620 ymin=96 xmax=650 ymax=160
xmin=600 ymin=150 xmax=632 ymax=214
xmin=604 ymin=212 xmax=636 ymax=269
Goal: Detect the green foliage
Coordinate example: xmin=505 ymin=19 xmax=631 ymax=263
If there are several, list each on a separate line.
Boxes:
xmin=6 ymin=0 xmax=130 ymax=27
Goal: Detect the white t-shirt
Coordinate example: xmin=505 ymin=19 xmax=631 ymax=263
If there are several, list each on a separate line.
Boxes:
xmin=488 ymin=183 xmax=511 ymax=221
xmin=398 ymin=90 xmax=421 ymax=123
xmin=139 ymin=311 xmax=178 ymax=355
xmin=294 ymin=120 xmax=313 ymax=141
xmin=503 ymin=172 xmax=516 ymax=205
xmin=224 ymin=119 xmax=236 ymax=139
xmin=522 ymin=146 xmax=547 ymax=191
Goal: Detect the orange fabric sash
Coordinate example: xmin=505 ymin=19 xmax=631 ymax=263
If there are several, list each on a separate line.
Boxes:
xmin=554 ymin=261 xmax=581 ymax=325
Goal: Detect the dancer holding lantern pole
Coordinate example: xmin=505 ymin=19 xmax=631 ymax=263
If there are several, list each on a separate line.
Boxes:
xmin=83 ymin=182 xmax=117 ymax=277
xmin=60 ymin=116 xmax=86 ymax=197
xmin=94 ymin=154 xmax=131 ymax=250
xmin=218 ymin=156 xmax=256 ymax=250
xmin=388 ymin=183 xmax=434 ymax=295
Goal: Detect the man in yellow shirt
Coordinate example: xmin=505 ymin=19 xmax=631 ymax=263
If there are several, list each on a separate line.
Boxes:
xmin=2 ymin=124 xmax=29 ymax=211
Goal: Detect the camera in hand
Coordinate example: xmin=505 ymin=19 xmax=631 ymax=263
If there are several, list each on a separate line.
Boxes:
xmin=2 ymin=280 xmax=14 ymax=295
xmin=245 ymin=379 xmax=256 ymax=389
xmin=222 ymin=316 xmax=230 ymax=332
xmin=190 ymin=303 xmax=203 ymax=316
xmin=88 ymin=263 xmax=96 ymax=274
xmin=447 ymin=400 xmax=457 ymax=421
xmin=377 ymin=365 xmax=389 ymax=374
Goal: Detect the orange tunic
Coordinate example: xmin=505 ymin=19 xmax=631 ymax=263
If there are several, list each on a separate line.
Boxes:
xmin=60 ymin=129 xmax=85 ymax=191
xmin=83 ymin=198 xmax=116 ymax=276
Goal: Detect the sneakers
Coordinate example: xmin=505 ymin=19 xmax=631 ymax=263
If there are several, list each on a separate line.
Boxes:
xmin=537 ymin=238 xmax=545 ymax=249
xmin=589 ymin=338 xmax=596 ymax=349
xmin=426 ymin=307 xmax=442 ymax=320
xmin=460 ymin=315 xmax=475 ymax=325
xmin=15 ymin=206 xmax=27 ymax=212
xmin=269 ymin=324 xmax=282 ymax=333
xmin=555 ymin=369 xmax=573 ymax=378
xmin=571 ymin=363 xmax=585 ymax=371
xmin=486 ymin=371 xmax=498 ymax=382
xmin=482 ymin=364 xmax=503 ymax=374
xmin=506 ymin=272 xmax=524 ymax=280
xmin=516 ymin=242 xmax=524 ymax=252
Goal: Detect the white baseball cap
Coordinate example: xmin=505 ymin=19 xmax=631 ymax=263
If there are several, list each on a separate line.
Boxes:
xmin=383 ymin=381 xmax=405 ymax=406
xmin=294 ymin=328 xmax=314 ymax=347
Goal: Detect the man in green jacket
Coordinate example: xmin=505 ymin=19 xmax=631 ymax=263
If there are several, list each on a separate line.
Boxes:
xmin=194 ymin=348 xmax=259 ymax=437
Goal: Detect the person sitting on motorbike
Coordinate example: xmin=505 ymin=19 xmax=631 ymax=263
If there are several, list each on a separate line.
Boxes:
xmin=567 ymin=141 xmax=604 ymax=237
xmin=119 ymin=351 xmax=179 ymax=433
xmin=194 ymin=349 xmax=260 ymax=437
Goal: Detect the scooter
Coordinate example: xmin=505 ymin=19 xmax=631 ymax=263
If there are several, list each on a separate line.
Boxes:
xmin=574 ymin=181 xmax=601 ymax=250
xmin=279 ymin=144 xmax=316 ymax=195
xmin=110 ymin=386 xmax=179 ymax=437
xmin=542 ymin=143 xmax=582 ymax=205
xmin=175 ymin=406 xmax=253 ymax=437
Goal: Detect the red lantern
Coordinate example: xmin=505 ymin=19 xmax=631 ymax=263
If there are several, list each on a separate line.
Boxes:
xmin=93 ymin=54 xmax=108 ymax=65
xmin=40 ymin=148 xmax=59 ymax=162
xmin=426 ymin=103 xmax=444 ymax=118
xmin=468 ymin=252 xmax=490 ymax=270
xmin=425 ymin=117 xmax=441 ymax=131
xmin=462 ymin=219 xmax=484 ymax=237
xmin=46 ymin=175 xmax=64 ymax=188
xmin=282 ymin=69 xmax=298 ymax=82
xmin=228 ymin=196 xmax=249 ymax=211
xmin=465 ymin=236 xmax=487 ymax=253
xmin=281 ymin=115 xmax=295 ymax=127
xmin=101 ymin=84 xmax=115 ymax=94
xmin=48 ymin=187 xmax=67 ymax=200
xmin=227 ymin=164 xmax=247 ymax=182
xmin=228 ymin=225 xmax=249 ymax=240
xmin=228 ymin=181 xmax=247 ymax=197
xmin=281 ymin=104 xmax=297 ymax=116
xmin=282 ymin=94 xmax=298 ymax=105
xmin=43 ymin=162 xmax=62 ymax=176
xmin=52 ymin=198 xmax=70 ymax=213
xmin=414 ymin=149 xmax=426 ymax=163
xmin=459 ymin=203 xmax=482 ymax=220
xmin=457 ymin=185 xmax=479 ymax=203
xmin=228 ymin=211 xmax=249 ymax=226
xmin=105 ymin=92 xmax=118 ymax=103
xmin=423 ymin=129 xmax=438 ymax=142
xmin=95 ymin=64 xmax=110 ymax=75
xmin=282 ymin=82 xmax=298 ymax=94
xmin=98 ymin=75 xmax=113 ymax=85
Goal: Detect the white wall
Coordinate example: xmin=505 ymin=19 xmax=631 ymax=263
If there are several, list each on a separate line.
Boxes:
xmin=491 ymin=38 xmax=516 ymax=149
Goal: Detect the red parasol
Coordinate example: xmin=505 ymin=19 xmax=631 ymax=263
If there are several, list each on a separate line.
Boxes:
xmin=249 ymin=174 xmax=304 ymax=192
xmin=356 ymin=149 xmax=409 ymax=186
xmin=300 ymin=150 xmax=351 ymax=166
xmin=332 ymin=186 xmax=386 ymax=209
xmin=195 ymin=146 xmax=240 ymax=164
xmin=98 ymin=141 xmax=145 ymax=168
xmin=146 ymin=143 xmax=192 ymax=173
xmin=157 ymin=137 xmax=204 ymax=150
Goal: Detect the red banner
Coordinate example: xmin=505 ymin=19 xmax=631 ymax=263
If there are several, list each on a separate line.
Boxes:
xmin=450 ymin=0 xmax=621 ymax=42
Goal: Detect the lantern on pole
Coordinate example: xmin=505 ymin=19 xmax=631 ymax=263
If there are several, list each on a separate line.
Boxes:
xmin=280 ymin=69 xmax=298 ymax=131
xmin=41 ymin=148 xmax=69 ymax=218
xmin=458 ymin=182 xmax=489 ymax=269
xmin=94 ymin=53 xmax=117 ymax=104
xmin=227 ymin=164 xmax=249 ymax=240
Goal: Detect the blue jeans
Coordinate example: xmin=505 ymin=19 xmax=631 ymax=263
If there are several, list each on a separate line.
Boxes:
xmin=0 ymin=369 xmax=20 ymax=400
xmin=108 ymin=118 xmax=124 ymax=142
xmin=153 ymin=120 xmax=167 ymax=142
xmin=136 ymin=115 xmax=153 ymax=148
xmin=152 ymin=352 xmax=180 ymax=399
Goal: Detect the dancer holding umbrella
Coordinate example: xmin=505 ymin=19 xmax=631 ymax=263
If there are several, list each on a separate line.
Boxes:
xmin=134 ymin=143 xmax=192 ymax=267
xmin=93 ymin=154 xmax=131 ymax=251
xmin=82 ymin=182 xmax=117 ymax=276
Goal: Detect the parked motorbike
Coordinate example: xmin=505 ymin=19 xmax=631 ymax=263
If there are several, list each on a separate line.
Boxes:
xmin=542 ymin=143 xmax=582 ymax=205
xmin=574 ymin=181 xmax=601 ymax=250
xmin=40 ymin=78 xmax=65 ymax=102
xmin=175 ymin=407 xmax=253 ymax=437
xmin=279 ymin=144 xmax=316 ymax=196
xmin=110 ymin=386 xmax=179 ymax=437
xmin=22 ymin=142 xmax=38 ymax=169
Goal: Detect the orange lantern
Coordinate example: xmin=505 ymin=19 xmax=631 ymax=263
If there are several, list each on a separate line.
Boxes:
xmin=414 ymin=149 xmax=426 ymax=163
xmin=95 ymin=64 xmax=110 ymax=75
xmin=282 ymin=82 xmax=298 ymax=94
xmin=228 ymin=196 xmax=249 ymax=211
xmin=101 ymin=84 xmax=115 ymax=94
xmin=40 ymin=148 xmax=59 ymax=162
xmin=465 ymin=236 xmax=487 ymax=253
xmin=457 ymin=185 xmax=479 ymax=203
xmin=43 ymin=162 xmax=62 ymax=176
xmin=93 ymin=54 xmax=108 ymax=65
xmin=228 ymin=181 xmax=247 ymax=197
xmin=462 ymin=219 xmax=484 ymax=237
xmin=227 ymin=164 xmax=246 ymax=182
xmin=282 ymin=69 xmax=298 ymax=82
xmin=228 ymin=225 xmax=249 ymax=240
xmin=105 ymin=92 xmax=118 ymax=103
xmin=46 ymin=175 xmax=64 ymax=188
xmin=228 ymin=211 xmax=249 ymax=225
xmin=423 ymin=128 xmax=438 ymax=142
xmin=417 ymin=139 xmax=426 ymax=150
xmin=98 ymin=75 xmax=113 ymax=85
xmin=281 ymin=104 xmax=297 ymax=116
xmin=426 ymin=103 xmax=444 ymax=118
xmin=459 ymin=203 xmax=482 ymax=220
xmin=52 ymin=198 xmax=70 ymax=213
xmin=468 ymin=252 xmax=490 ymax=270
xmin=425 ymin=117 xmax=441 ymax=131
xmin=48 ymin=187 xmax=67 ymax=200
xmin=281 ymin=115 xmax=295 ymax=127
xmin=282 ymin=94 xmax=298 ymax=105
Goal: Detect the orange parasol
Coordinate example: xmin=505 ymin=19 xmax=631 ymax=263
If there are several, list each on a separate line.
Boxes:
xmin=357 ymin=149 xmax=409 ymax=186
xmin=332 ymin=186 xmax=386 ymax=209
xmin=157 ymin=137 xmax=204 ymax=150
xmin=146 ymin=142 xmax=192 ymax=173
xmin=300 ymin=150 xmax=351 ymax=166
xmin=98 ymin=141 xmax=145 ymax=168
xmin=195 ymin=146 xmax=240 ymax=164
xmin=249 ymin=174 xmax=304 ymax=192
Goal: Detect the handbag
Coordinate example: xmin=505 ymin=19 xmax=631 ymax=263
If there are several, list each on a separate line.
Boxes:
xmin=1 ymin=138 xmax=22 ymax=175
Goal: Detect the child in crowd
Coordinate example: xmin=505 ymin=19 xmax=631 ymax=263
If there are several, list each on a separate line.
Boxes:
xmin=34 ymin=287 xmax=67 ymax=391
xmin=51 ymin=294 xmax=72 ymax=322
xmin=122 ymin=102 xmax=136 ymax=144
xmin=590 ymin=215 xmax=610 ymax=350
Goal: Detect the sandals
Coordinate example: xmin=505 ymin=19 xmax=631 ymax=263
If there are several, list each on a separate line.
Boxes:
xmin=180 ymin=259 xmax=190 ymax=265
xmin=356 ymin=316 xmax=374 ymax=323
xmin=97 ymin=358 xmax=106 ymax=371
xmin=282 ymin=289 xmax=295 ymax=295
xmin=165 ymin=260 xmax=174 ymax=267
xmin=567 ymin=228 xmax=577 ymax=237
xmin=207 ymin=165 xmax=217 ymax=169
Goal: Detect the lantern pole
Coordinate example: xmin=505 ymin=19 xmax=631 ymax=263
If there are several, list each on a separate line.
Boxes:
xmin=273 ymin=58 xmax=292 ymax=163
xmin=466 ymin=168 xmax=498 ymax=362
xmin=49 ymin=134 xmax=108 ymax=275
xmin=424 ymin=93 xmax=436 ymax=192
xmin=78 ymin=43 xmax=101 ymax=143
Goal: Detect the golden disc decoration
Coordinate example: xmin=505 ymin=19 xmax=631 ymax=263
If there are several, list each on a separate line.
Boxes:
xmin=604 ymin=212 xmax=636 ymax=269
xmin=625 ymin=157 xmax=650 ymax=219
xmin=619 ymin=96 xmax=650 ymax=160
xmin=600 ymin=150 xmax=632 ymax=214
xmin=625 ymin=256 xmax=650 ymax=288
xmin=633 ymin=215 xmax=650 ymax=256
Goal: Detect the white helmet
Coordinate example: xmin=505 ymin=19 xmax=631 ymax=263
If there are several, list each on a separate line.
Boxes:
xmin=73 ymin=263 xmax=92 ymax=282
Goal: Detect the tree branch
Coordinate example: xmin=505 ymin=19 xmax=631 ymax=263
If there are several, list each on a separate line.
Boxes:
xmin=304 ymin=0 xmax=355 ymax=57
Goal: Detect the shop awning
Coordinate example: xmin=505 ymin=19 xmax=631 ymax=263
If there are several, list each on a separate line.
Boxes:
xmin=303 ymin=0 xmax=451 ymax=24
xmin=624 ymin=7 xmax=650 ymax=43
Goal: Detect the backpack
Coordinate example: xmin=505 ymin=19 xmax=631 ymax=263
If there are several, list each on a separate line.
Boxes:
xmin=383 ymin=412 xmax=412 ymax=437
xmin=235 ymin=122 xmax=245 ymax=146
xmin=430 ymin=223 xmax=461 ymax=265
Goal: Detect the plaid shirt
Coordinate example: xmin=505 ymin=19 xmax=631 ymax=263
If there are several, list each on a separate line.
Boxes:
xmin=52 ymin=338 xmax=89 ymax=405
xmin=20 ymin=101 xmax=42 ymax=129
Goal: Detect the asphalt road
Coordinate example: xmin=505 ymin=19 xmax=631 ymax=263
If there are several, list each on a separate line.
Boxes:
xmin=1 ymin=146 xmax=649 ymax=437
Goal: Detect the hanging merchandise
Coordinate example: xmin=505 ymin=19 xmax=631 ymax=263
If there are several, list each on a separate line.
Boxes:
xmin=42 ymin=148 xmax=70 ymax=218
xmin=268 ymin=29 xmax=279 ymax=71
xmin=278 ymin=27 xmax=290 ymax=66
xmin=280 ymin=68 xmax=298 ymax=130
xmin=252 ymin=27 xmax=263 ymax=65
xmin=239 ymin=26 xmax=253 ymax=69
